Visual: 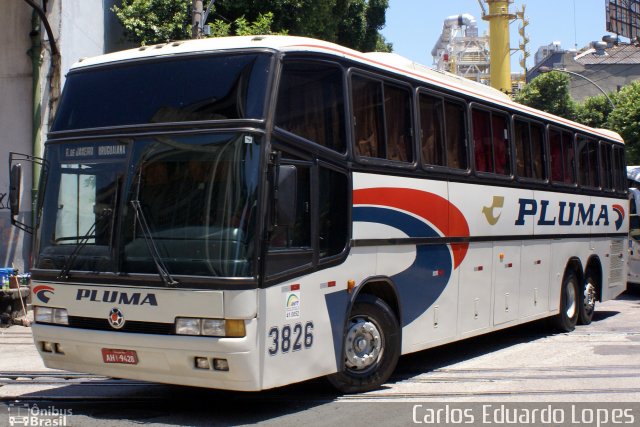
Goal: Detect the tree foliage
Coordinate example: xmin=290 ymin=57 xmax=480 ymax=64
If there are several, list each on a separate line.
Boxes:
xmin=112 ymin=0 xmax=190 ymax=45
xmin=517 ymin=72 xmax=640 ymax=166
xmin=209 ymin=0 xmax=392 ymax=51
xmin=574 ymin=94 xmax=615 ymax=129
xmin=514 ymin=72 xmax=576 ymax=120
xmin=607 ymin=81 xmax=640 ymax=164
xmin=112 ymin=0 xmax=391 ymax=52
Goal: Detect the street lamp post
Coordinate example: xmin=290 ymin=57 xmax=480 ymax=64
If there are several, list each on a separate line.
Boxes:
xmin=538 ymin=66 xmax=615 ymax=109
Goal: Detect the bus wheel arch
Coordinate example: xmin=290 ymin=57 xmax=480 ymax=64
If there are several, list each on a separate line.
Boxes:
xmin=580 ymin=257 xmax=602 ymax=325
xmin=327 ymin=278 xmax=401 ymax=393
xmin=354 ymin=278 xmax=401 ymax=324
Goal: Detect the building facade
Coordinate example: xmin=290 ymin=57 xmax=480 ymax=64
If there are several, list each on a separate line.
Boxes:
xmin=0 ymin=0 xmax=124 ymax=273
xmin=528 ymin=39 xmax=640 ymax=102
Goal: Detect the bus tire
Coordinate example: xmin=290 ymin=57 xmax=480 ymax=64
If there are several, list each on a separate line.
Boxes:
xmin=578 ymin=274 xmax=597 ymax=325
xmin=327 ymin=294 xmax=400 ymax=393
xmin=552 ymin=270 xmax=580 ymax=332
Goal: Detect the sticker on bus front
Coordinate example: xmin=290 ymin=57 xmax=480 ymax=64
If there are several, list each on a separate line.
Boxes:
xmin=285 ymin=291 xmax=300 ymax=320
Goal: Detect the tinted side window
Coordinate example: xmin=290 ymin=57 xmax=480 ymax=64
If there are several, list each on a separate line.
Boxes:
xmin=577 ymin=135 xmax=599 ymax=187
xmin=549 ymin=128 xmax=575 ymax=184
xmin=353 ymin=76 xmax=385 ymax=158
xmin=600 ymin=142 xmax=613 ymax=190
xmin=319 ymin=167 xmax=348 ymax=259
xmin=275 ymin=61 xmax=346 ymax=152
xmin=385 ymin=84 xmax=413 ymax=162
xmin=473 ymin=107 xmax=511 ymax=175
xmin=419 ymin=94 xmax=445 ymax=166
xmin=515 ymin=119 xmax=546 ymax=180
xmin=614 ymin=145 xmax=627 ymax=192
xmin=352 ymin=75 xmax=413 ymax=163
xmin=445 ymin=101 xmax=468 ymax=169
xmin=420 ymin=94 xmax=467 ymax=170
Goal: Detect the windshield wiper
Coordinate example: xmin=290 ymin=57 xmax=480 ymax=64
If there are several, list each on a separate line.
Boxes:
xmin=130 ymin=199 xmax=179 ymax=287
xmin=58 ymin=208 xmax=112 ymax=280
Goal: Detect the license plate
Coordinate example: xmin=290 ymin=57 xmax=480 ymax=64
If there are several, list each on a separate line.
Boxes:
xmin=101 ymin=348 xmax=138 ymax=365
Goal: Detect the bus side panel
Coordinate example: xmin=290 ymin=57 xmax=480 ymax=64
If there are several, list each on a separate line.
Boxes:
xmin=591 ymin=195 xmax=627 ymax=301
xmin=519 ymin=239 xmax=551 ymax=318
xmin=259 ymin=250 xmax=376 ymax=390
xmin=449 ymin=183 xmax=533 ymax=336
xmin=353 ymin=173 xmax=462 ymax=354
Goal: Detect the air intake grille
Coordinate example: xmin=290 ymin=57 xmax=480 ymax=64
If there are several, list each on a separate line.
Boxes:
xmin=608 ymin=239 xmax=625 ymax=284
xmin=68 ymin=316 xmax=175 ymax=335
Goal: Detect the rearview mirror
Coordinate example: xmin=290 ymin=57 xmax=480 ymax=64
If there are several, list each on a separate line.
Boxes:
xmin=8 ymin=152 xmax=47 ymax=234
xmin=9 ymin=163 xmax=22 ymax=218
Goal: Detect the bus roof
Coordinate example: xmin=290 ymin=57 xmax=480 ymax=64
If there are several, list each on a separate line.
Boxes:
xmin=72 ymin=35 xmax=623 ymax=144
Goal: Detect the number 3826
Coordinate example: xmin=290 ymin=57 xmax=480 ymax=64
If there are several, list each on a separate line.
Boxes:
xmin=268 ymin=321 xmax=314 ymax=355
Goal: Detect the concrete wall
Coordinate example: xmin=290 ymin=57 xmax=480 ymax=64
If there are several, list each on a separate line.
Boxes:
xmin=0 ymin=3 xmax=34 ymax=273
xmin=0 ymin=1 xmax=124 ymax=274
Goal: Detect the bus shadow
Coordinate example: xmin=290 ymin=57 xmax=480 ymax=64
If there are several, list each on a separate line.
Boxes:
xmin=390 ymin=319 xmax=551 ymax=381
xmin=389 ymin=309 xmax=620 ymax=383
xmin=622 ymin=285 xmax=640 ymax=298
xmin=14 ymin=376 xmax=339 ymax=426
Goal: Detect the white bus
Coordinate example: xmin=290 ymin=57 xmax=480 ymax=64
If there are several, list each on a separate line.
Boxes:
xmin=11 ymin=36 xmax=628 ymax=393
xmin=627 ymin=167 xmax=640 ymax=286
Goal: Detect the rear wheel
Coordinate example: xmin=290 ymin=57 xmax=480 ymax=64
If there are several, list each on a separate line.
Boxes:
xmin=327 ymin=294 xmax=400 ymax=393
xmin=552 ymin=270 xmax=580 ymax=332
xmin=578 ymin=274 xmax=597 ymax=325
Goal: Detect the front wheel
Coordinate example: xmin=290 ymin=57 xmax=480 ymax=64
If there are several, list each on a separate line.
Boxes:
xmin=578 ymin=274 xmax=597 ymax=325
xmin=552 ymin=270 xmax=580 ymax=332
xmin=327 ymin=294 xmax=400 ymax=393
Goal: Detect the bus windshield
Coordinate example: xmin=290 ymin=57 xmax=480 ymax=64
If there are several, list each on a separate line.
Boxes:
xmin=36 ymin=133 xmax=261 ymax=280
xmin=51 ymin=52 xmax=272 ymax=131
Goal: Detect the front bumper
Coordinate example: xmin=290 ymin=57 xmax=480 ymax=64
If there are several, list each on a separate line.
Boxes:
xmin=32 ymin=319 xmax=262 ymax=391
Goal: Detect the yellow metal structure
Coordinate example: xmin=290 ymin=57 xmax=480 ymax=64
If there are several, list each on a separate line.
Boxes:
xmin=483 ymin=0 xmax=515 ymax=94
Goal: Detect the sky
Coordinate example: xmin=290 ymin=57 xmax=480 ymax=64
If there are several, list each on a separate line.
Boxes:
xmin=380 ymin=0 xmax=613 ymax=72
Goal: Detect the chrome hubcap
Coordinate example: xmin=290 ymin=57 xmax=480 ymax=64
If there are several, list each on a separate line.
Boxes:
xmin=584 ymin=282 xmax=596 ymax=314
xmin=566 ymin=281 xmax=577 ymax=318
xmin=345 ymin=318 xmax=383 ymax=372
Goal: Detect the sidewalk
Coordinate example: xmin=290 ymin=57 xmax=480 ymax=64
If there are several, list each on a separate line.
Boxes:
xmin=0 ymin=321 xmax=50 ymax=373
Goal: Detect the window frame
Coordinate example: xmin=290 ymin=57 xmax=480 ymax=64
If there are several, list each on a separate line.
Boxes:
xmin=548 ymin=125 xmax=578 ymax=189
xmin=274 ymin=56 xmax=350 ymax=161
xmin=469 ymin=102 xmax=513 ymax=180
xmin=512 ymin=114 xmax=548 ymax=184
xmin=576 ymin=133 xmax=601 ymax=189
xmin=263 ymin=142 xmax=352 ymax=285
xmin=348 ymin=69 xmax=417 ymax=170
xmin=599 ymin=141 xmax=616 ymax=193
xmin=417 ymin=87 xmax=470 ymax=175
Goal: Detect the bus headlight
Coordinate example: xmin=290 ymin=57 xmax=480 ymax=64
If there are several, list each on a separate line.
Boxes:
xmin=34 ymin=307 xmax=69 ymax=325
xmin=34 ymin=306 xmax=53 ymax=323
xmin=53 ymin=308 xmax=69 ymax=325
xmin=201 ymin=319 xmax=225 ymax=336
xmin=175 ymin=318 xmax=245 ymax=337
xmin=175 ymin=318 xmax=201 ymax=335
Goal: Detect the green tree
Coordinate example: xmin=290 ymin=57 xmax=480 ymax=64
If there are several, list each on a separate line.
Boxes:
xmin=112 ymin=0 xmax=283 ymax=44
xmin=607 ymin=81 xmax=640 ymax=164
xmin=515 ymin=71 xmax=577 ymax=120
xmin=209 ymin=12 xmax=286 ymax=38
xmin=112 ymin=0 xmax=190 ymax=45
xmin=113 ymin=0 xmax=391 ymax=52
xmin=574 ymin=93 xmax=616 ymax=129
